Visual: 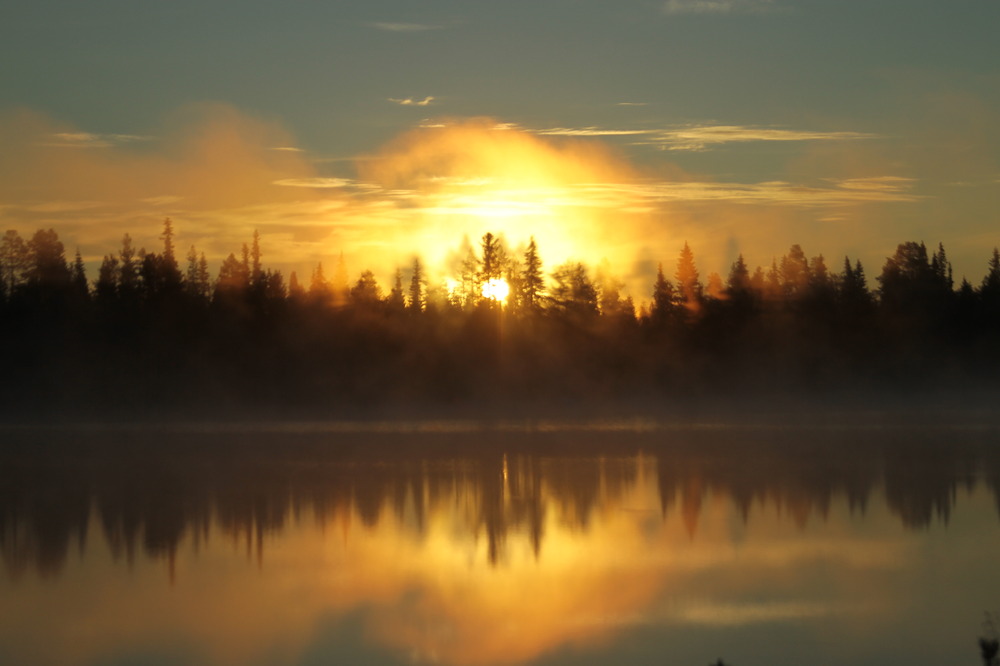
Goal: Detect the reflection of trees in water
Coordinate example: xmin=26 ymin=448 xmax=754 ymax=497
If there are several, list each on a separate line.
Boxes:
xmin=2 ymin=427 xmax=1000 ymax=578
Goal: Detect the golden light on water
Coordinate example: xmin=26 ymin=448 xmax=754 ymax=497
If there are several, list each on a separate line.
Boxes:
xmin=1 ymin=451 xmax=970 ymax=666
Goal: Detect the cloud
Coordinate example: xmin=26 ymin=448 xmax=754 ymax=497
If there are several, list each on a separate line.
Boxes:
xmin=273 ymin=177 xmax=354 ymax=189
xmin=536 ymin=127 xmax=650 ymax=137
xmin=41 ymin=132 xmax=153 ymax=149
xmin=141 ymin=195 xmax=183 ymax=206
xmin=650 ymin=126 xmax=876 ymax=151
xmin=674 ymin=601 xmax=837 ymax=626
xmin=663 ymin=0 xmax=777 ymax=15
xmin=616 ymin=102 xmax=649 ymax=107
xmin=536 ymin=124 xmax=876 ymax=151
xmin=12 ymin=200 xmax=107 ymax=213
xmin=370 ymin=22 xmax=442 ymax=32
xmin=388 ymin=96 xmax=436 ymax=107
xmin=621 ymin=176 xmax=921 ymax=206
xmin=0 ymin=104 xmax=317 ymax=261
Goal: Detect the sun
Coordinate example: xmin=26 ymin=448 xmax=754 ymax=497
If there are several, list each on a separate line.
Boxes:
xmin=482 ymin=278 xmax=510 ymax=303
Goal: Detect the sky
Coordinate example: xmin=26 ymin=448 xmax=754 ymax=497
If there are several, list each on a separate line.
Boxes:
xmin=2 ymin=0 xmax=999 ymax=297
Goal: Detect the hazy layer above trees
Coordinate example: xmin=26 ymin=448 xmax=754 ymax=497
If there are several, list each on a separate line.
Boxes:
xmin=1 ymin=221 xmax=999 ymax=419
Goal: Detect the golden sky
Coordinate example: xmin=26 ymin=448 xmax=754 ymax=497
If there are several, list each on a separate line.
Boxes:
xmin=4 ymin=102 xmax=995 ymax=300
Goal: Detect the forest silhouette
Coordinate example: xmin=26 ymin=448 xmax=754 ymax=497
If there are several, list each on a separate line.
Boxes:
xmin=2 ymin=219 xmax=1000 ymax=418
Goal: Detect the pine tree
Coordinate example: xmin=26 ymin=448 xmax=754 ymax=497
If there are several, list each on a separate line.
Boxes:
xmin=651 ymin=263 xmax=675 ymax=321
xmin=240 ymin=243 xmax=251 ymax=278
xmin=779 ymin=244 xmax=809 ymax=297
xmin=197 ymin=253 xmax=211 ymax=299
xmin=726 ymin=254 xmax=751 ymax=296
xmin=838 ymin=256 xmax=873 ymax=319
xmin=550 ymin=262 xmax=597 ymax=317
xmin=388 ymin=268 xmax=405 ymax=310
xmin=980 ymin=248 xmax=1000 ymax=317
xmin=0 ymin=230 xmax=27 ymax=298
xmin=119 ymin=233 xmax=139 ymax=304
xmin=217 ymin=253 xmax=249 ymax=296
xmin=95 ymin=254 xmax=119 ymax=304
xmin=982 ymin=248 xmax=1000 ymax=296
xmin=932 ymin=242 xmax=953 ymax=291
xmin=459 ymin=242 xmax=480 ymax=308
xmin=250 ymin=229 xmax=263 ymax=287
xmin=674 ymin=242 xmax=702 ymax=312
xmin=765 ymin=259 xmax=781 ymax=299
xmin=185 ymin=245 xmax=199 ymax=289
xmin=351 ymin=270 xmax=382 ymax=306
xmin=25 ymin=229 xmax=71 ymax=297
xmin=480 ymin=232 xmax=506 ymax=283
xmin=408 ymin=257 xmax=424 ymax=311
xmin=161 ymin=218 xmax=176 ymax=266
xmin=596 ymin=260 xmax=625 ymax=315
xmin=521 ymin=237 xmax=544 ymax=311
xmin=309 ymin=262 xmax=331 ymax=304
xmin=70 ymin=249 xmax=89 ymax=300
xmin=705 ymin=272 xmax=725 ymax=301
xmin=725 ymin=254 xmax=755 ymax=316
xmin=288 ymin=270 xmax=304 ymax=300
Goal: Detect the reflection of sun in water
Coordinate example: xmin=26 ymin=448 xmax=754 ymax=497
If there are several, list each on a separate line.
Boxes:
xmin=482 ymin=278 xmax=510 ymax=303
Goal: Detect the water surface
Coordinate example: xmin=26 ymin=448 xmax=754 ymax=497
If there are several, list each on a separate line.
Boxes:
xmin=2 ymin=421 xmax=999 ymax=665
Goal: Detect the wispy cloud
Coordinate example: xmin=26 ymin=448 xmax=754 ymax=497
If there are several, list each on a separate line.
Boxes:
xmin=623 ymin=176 xmax=921 ymax=206
xmin=535 ymin=124 xmax=876 ymax=151
xmin=41 ymin=132 xmax=153 ymax=149
xmin=616 ymin=102 xmax=649 ymax=107
xmin=370 ymin=22 xmax=442 ymax=32
xmin=140 ymin=195 xmax=183 ymax=206
xmin=663 ymin=0 xmax=777 ymax=15
xmin=273 ymin=177 xmax=355 ymax=189
xmin=13 ymin=200 xmax=107 ymax=213
xmin=536 ymin=127 xmax=650 ymax=137
xmin=388 ymin=96 xmax=436 ymax=107
xmin=648 ymin=125 xmax=877 ymax=151
xmin=413 ymin=176 xmax=919 ymax=212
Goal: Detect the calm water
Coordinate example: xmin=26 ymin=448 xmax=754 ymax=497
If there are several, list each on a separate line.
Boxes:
xmin=2 ymin=420 xmax=1000 ymax=666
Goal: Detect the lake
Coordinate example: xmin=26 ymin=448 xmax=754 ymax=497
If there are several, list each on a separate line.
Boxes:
xmin=2 ymin=418 xmax=999 ymax=665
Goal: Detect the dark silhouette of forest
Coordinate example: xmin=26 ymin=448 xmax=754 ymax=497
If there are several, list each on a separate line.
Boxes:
xmin=2 ymin=219 xmax=1000 ymax=418
xmin=2 ymin=425 xmax=999 ymax=579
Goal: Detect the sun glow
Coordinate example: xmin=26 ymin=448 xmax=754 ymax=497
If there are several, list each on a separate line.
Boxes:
xmin=482 ymin=277 xmax=510 ymax=303
xmin=356 ymin=119 xmax=664 ymax=297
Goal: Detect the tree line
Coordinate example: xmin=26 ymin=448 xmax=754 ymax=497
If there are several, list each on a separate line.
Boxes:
xmin=1 ymin=219 xmax=999 ymax=417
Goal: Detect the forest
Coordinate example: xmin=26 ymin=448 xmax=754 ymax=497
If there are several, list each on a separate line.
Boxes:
xmin=1 ymin=219 xmax=999 ymax=419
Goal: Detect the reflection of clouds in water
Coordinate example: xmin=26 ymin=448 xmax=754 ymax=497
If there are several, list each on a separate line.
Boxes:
xmin=676 ymin=600 xmax=841 ymax=625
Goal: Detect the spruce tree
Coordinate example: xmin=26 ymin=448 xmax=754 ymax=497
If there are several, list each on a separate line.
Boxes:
xmin=408 ymin=257 xmax=424 ymax=311
xmin=521 ymin=237 xmax=544 ymax=311
xmin=674 ymin=242 xmax=702 ymax=312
